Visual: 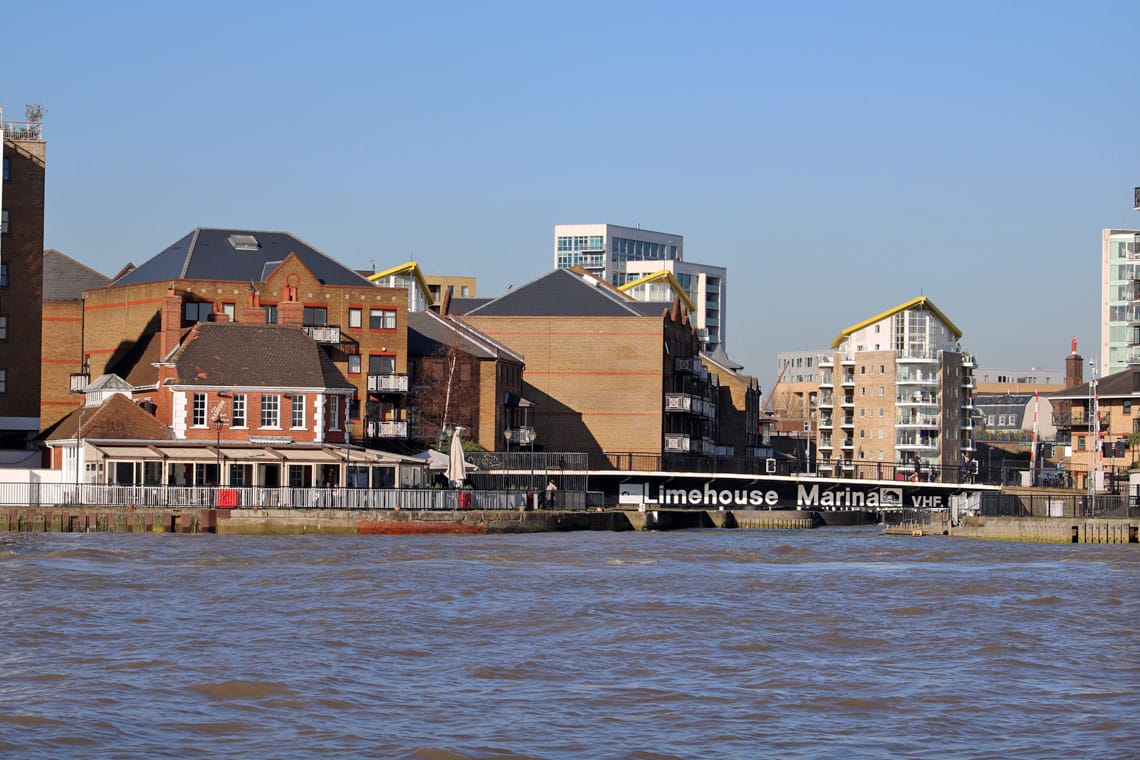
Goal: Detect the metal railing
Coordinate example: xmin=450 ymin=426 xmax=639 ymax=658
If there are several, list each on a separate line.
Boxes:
xmin=0 ymin=482 xmax=593 ymax=512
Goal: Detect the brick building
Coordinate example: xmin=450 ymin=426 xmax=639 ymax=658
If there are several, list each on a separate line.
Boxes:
xmin=457 ymin=268 xmax=740 ymax=458
xmin=40 ymin=250 xmax=110 ymax=429
xmin=73 ymin=228 xmax=411 ymax=447
xmin=407 ymin=305 xmax=525 ymax=451
xmin=45 ymin=320 xmax=423 ymax=490
xmin=0 ymin=108 xmax=46 ymax=447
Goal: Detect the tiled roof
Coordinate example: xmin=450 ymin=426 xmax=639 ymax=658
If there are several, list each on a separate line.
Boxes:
xmin=408 ymin=311 xmax=524 ymax=363
xmin=173 ymin=323 xmax=353 ymax=390
xmin=110 ymin=228 xmax=374 ymax=288
xmin=1051 ymin=366 xmax=1140 ymax=400
xmin=43 ymin=249 xmax=111 ymax=300
xmin=465 ymin=269 xmax=644 ymax=317
xmin=46 ymin=393 xmax=174 ymax=442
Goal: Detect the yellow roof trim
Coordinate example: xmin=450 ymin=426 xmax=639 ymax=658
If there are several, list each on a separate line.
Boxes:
xmin=618 ymin=270 xmax=696 ymax=312
xmin=368 ymin=261 xmax=434 ymax=305
xmin=830 ymin=296 xmax=962 ymax=349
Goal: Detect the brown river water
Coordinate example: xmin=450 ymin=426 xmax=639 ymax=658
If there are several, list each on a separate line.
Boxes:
xmin=1 ymin=529 xmax=1136 ymax=759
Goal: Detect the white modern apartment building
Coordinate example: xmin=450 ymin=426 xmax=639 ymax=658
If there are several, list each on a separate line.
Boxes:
xmin=814 ymin=297 xmax=976 ymax=476
xmin=1100 ymin=228 xmax=1140 ymax=376
xmin=553 ymin=223 xmax=727 ymax=352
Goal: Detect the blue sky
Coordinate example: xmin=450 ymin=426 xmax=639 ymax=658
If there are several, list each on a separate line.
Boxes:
xmin=5 ymin=1 xmax=1138 ymax=390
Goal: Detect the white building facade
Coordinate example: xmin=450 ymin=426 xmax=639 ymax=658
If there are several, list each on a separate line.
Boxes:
xmin=1100 ymin=228 xmax=1140 ymax=376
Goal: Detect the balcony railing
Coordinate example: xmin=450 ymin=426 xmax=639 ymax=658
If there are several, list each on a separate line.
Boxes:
xmin=303 ymin=325 xmax=341 ymax=344
xmin=664 ymin=434 xmax=692 ymax=453
xmin=1 ymin=120 xmax=43 ymax=141
xmin=504 ymin=426 xmax=535 ymax=446
xmin=367 ymin=374 xmax=409 ymax=393
xmin=367 ymin=419 xmax=408 ymax=438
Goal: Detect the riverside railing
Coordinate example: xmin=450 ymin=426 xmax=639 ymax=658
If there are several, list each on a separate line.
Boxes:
xmin=0 ymin=483 xmax=592 ymax=511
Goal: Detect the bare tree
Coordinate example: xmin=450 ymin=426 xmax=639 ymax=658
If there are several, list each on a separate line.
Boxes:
xmin=409 ymin=343 xmax=479 ymax=448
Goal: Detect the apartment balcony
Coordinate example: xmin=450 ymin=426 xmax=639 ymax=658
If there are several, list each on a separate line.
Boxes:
xmin=819 ymin=416 xmax=833 ymax=430
xmin=819 ymin=392 xmax=834 ymax=407
xmin=840 ymin=416 xmax=854 ymax=427
xmin=840 ymin=395 xmax=854 ymax=407
xmin=840 ymin=438 xmax=854 ymax=450
xmin=819 ymin=373 xmax=834 ymax=388
xmin=818 ymin=436 xmax=833 ymax=450
xmin=839 ymin=353 xmax=855 ymax=365
xmin=897 ymin=392 xmax=939 ymax=405
xmin=367 ymin=374 xmax=409 ymax=393
xmin=664 ymin=434 xmax=692 ymax=453
xmin=303 ymin=325 xmax=341 ymax=344
xmin=819 ymin=355 xmax=835 ymax=368
xmin=896 ymin=372 xmax=940 ymax=385
xmin=841 ymin=373 xmax=855 ymax=386
xmin=897 ymin=414 xmax=939 ymax=427
xmin=961 ymin=375 xmax=976 ymax=389
xmin=366 ymin=419 xmax=408 ymax=439
xmin=1 ymin=120 xmax=43 ymax=141
xmin=896 ymin=438 xmax=939 ymax=451
xmin=504 ymin=426 xmax=535 ymax=446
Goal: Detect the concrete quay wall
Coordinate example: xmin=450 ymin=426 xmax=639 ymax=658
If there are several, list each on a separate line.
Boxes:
xmin=952 ymin=516 xmax=1138 ymax=545
xmin=1 ymin=506 xmax=822 ymax=535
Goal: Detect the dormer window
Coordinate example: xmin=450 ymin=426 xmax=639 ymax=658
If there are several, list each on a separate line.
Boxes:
xmin=228 ymin=234 xmax=260 ymax=251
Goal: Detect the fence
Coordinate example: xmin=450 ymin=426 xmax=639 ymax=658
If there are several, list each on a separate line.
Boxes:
xmin=979 ymin=492 xmax=1136 ymax=519
xmin=0 ymin=482 xmax=594 ymax=512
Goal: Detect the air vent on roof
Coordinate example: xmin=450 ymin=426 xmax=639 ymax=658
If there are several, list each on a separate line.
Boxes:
xmin=228 ymin=234 xmax=260 ymax=251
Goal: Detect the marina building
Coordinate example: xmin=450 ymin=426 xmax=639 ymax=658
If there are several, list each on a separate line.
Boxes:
xmin=814 ymin=297 xmax=976 ymax=477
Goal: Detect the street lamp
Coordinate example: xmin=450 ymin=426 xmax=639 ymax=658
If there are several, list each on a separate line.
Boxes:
xmin=212 ymin=392 xmax=230 ymax=491
xmin=345 ymin=419 xmax=354 ymax=491
xmin=529 ymin=428 xmax=537 ymax=493
xmin=70 ymin=363 xmax=90 ymax=498
xmin=1088 ymin=361 xmax=1098 ymax=516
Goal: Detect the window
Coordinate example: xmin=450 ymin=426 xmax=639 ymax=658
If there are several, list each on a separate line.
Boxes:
xmin=2 ymin=158 xmax=8 ymax=181
xmin=1078 ymin=436 xmax=1086 ymax=451
xmin=461 ymin=286 xmax=470 ymax=297
xmin=369 ymin=355 xmax=396 ymax=375
xmin=184 ymin=302 xmax=214 ymax=322
xmin=303 ymin=307 xmax=327 ymax=326
xmin=222 ymin=302 xmax=236 ymax=321
xmin=1125 ymin=400 xmax=1132 ymax=414
xmin=369 ymin=308 xmax=396 ymax=330
xmin=348 ymin=308 xmax=362 ymax=329
xmin=290 ymin=395 xmax=305 ymax=428
xmin=0 ymin=368 xmax=7 ymax=393
xmin=329 ymin=395 xmax=340 ymax=430
xmin=348 ymin=355 xmax=361 ymax=374
xmin=264 ymin=305 xmax=278 ymax=324
xmin=1 ymin=209 xmax=7 ymax=234
xmin=0 ymin=316 xmax=7 ymax=340
xmin=232 ymin=394 xmax=247 ymax=427
xmin=260 ymin=394 xmax=280 ymax=427
xmin=192 ymin=393 xmax=207 ymax=426
xmin=0 ymin=263 xmax=7 ymax=287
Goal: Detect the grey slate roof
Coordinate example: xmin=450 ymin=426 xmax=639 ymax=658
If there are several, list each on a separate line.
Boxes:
xmin=465 ymin=269 xmax=644 ymax=317
xmin=408 ymin=311 xmax=524 ymax=363
xmin=43 ymin=249 xmax=110 ymax=300
xmin=173 ymin=323 xmax=354 ymax=390
xmin=111 ymin=228 xmax=374 ymax=288
xmin=1051 ymin=366 xmax=1140 ymax=400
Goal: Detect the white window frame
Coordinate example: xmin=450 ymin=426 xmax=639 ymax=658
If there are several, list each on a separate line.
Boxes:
xmin=348 ymin=308 xmax=362 ymax=329
xmin=261 ymin=394 xmax=280 ymax=428
xmin=348 ymin=354 xmax=361 ymax=374
xmin=329 ymin=395 xmax=341 ymax=431
xmin=290 ymin=394 xmax=305 ymax=429
xmin=192 ymin=393 xmax=207 ymax=427
xmin=231 ymin=394 xmax=247 ymax=428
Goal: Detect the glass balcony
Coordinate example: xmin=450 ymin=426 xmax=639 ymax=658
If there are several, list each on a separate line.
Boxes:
xmin=367 ymin=374 xmax=409 ymax=393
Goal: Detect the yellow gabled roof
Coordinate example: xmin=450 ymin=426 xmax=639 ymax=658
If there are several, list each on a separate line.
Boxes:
xmin=618 ymin=270 xmax=696 ymax=312
xmin=368 ymin=261 xmax=434 ymax=305
xmin=830 ymin=296 xmax=961 ymax=349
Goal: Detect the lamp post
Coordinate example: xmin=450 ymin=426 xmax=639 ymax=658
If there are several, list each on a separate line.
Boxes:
xmin=345 ymin=419 xmax=354 ymax=491
xmin=70 ymin=364 xmax=90 ymax=499
xmin=529 ymin=429 xmax=537 ymax=494
xmin=1088 ymin=361 xmax=1098 ymax=516
xmin=212 ymin=392 xmax=230 ymax=495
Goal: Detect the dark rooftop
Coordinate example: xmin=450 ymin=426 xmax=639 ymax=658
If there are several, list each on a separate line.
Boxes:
xmin=110 ymin=228 xmax=374 ymax=288
xmin=173 ymin=323 xmax=354 ymax=389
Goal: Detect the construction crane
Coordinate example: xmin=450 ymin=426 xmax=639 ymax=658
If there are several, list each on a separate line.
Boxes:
xmin=762 ymin=363 xmax=788 ymax=415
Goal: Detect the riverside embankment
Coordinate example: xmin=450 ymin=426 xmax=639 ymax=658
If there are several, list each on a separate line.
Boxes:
xmin=0 ymin=506 xmax=818 ymax=534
